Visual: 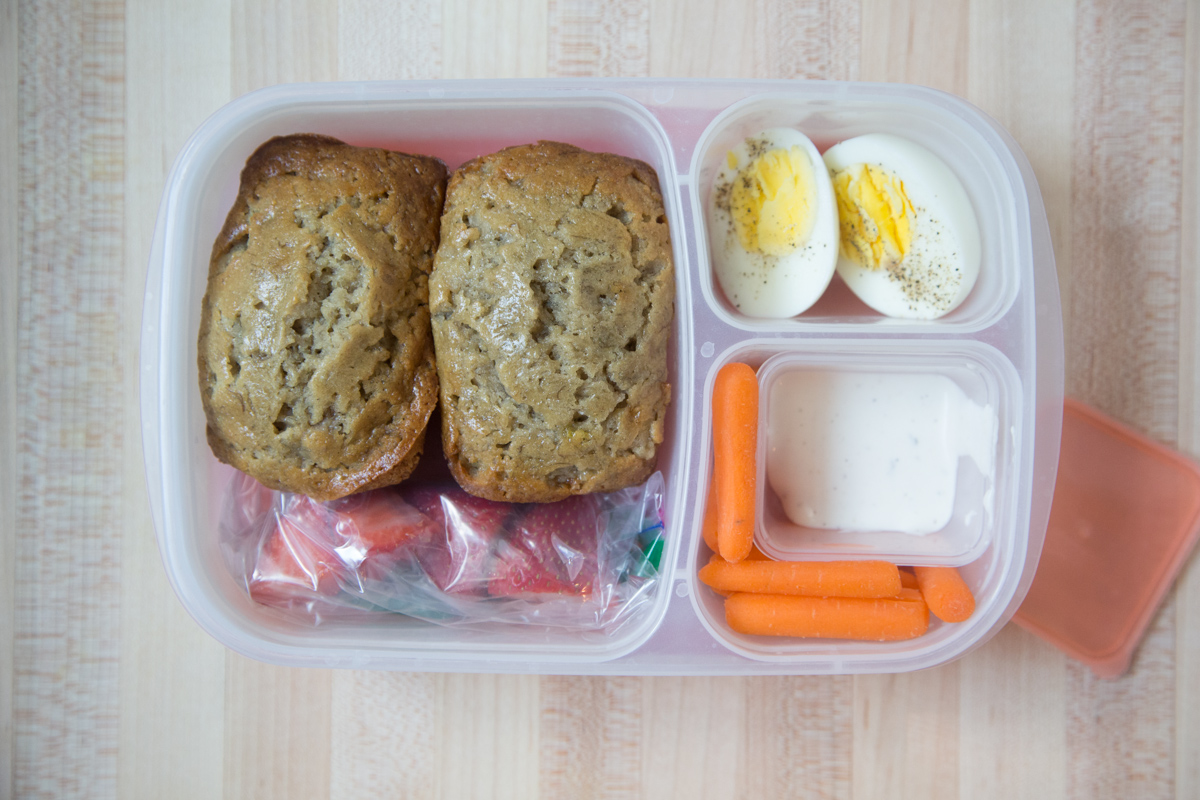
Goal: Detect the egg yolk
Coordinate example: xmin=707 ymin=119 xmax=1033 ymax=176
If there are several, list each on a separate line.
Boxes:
xmin=728 ymin=146 xmax=817 ymax=257
xmin=832 ymin=163 xmax=914 ymax=270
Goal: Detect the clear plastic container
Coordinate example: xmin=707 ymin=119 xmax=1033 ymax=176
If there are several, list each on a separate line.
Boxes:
xmin=141 ymin=79 xmax=1064 ymax=674
xmin=751 ymin=341 xmax=1019 ymax=566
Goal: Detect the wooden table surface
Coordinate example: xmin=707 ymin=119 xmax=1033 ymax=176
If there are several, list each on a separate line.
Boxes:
xmin=4 ymin=0 xmax=1200 ymax=797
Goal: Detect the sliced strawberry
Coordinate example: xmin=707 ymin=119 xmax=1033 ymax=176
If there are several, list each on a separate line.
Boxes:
xmin=249 ymin=510 xmax=343 ymax=604
xmin=489 ymin=494 xmax=601 ymax=597
xmin=401 ymin=484 xmax=513 ymax=594
xmin=487 ymin=538 xmax=573 ymax=596
xmin=331 ymin=490 xmax=439 ymax=555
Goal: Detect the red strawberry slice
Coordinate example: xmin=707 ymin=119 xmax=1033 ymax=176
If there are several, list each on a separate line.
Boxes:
xmin=401 ymin=484 xmax=513 ymax=594
xmin=489 ymin=494 xmax=601 ymax=598
xmin=487 ymin=538 xmax=574 ymax=595
xmin=249 ymin=508 xmax=343 ymax=604
xmin=331 ymin=490 xmax=439 ymax=556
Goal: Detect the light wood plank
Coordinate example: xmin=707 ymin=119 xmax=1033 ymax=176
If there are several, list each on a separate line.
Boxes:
xmin=859 ymin=0 xmax=968 ymax=93
xmin=744 ymin=676 xmax=852 ymax=800
xmin=119 ymin=1 xmax=232 ymax=798
xmin=640 ymin=677 xmax=744 ymax=800
xmin=539 ymin=676 xmax=644 ymax=799
xmin=757 ymin=0 xmax=861 ymax=81
xmin=441 ymin=0 xmax=548 ymax=80
xmin=0 ymin=0 xmax=18 ymax=794
xmin=967 ymin=0 xmax=1076 ymax=354
xmin=1068 ymin=0 xmax=1187 ymax=439
xmin=1179 ymin=0 xmax=1200 ymax=454
xmin=435 ymin=674 xmax=540 ymax=800
xmin=958 ymin=626 xmax=1066 ymax=800
xmin=329 ymin=671 xmax=437 ymax=799
xmin=224 ymin=657 xmax=333 ymax=800
xmin=1177 ymin=0 xmax=1200 ymax=796
xmin=548 ymin=0 xmax=650 ymax=77
xmin=1067 ymin=611 xmax=1177 ymax=798
xmin=854 ymin=667 xmax=959 ymax=800
xmin=232 ymin=0 xmax=338 ymax=96
xmin=338 ymin=0 xmax=442 ymax=81
xmin=648 ymin=0 xmax=760 ymax=78
xmin=13 ymin=1 xmax=126 ymax=796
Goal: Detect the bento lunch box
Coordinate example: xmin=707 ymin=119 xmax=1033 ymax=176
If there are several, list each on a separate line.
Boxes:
xmin=140 ymin=79 xmax=1064 ymax=674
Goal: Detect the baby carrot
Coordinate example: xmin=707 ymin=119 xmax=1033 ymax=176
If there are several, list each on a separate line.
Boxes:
xmin=701 ymin=471 xmax=719 ymax=552
xmin=912 ymin=566 xmax=975 ymax=622
xmin=712 ymin=362 xmax=758 ymax=563
xmin=899 ymin=568 xmax=919 ymax=590
xmin=725 ymin=589 xmax=929 ymax=640
xmin=700 ymin=557 xmax=902 ymax=598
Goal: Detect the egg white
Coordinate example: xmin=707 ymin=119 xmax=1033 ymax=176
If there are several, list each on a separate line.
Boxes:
xmin=822 ymin=134 xmax=981 ymax=320
xmin=708 ymin=128 xmax=840 ymax=319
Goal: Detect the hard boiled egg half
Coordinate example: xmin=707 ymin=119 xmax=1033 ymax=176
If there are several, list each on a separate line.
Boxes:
xmin=708 ymin=128 xmax=839 ymax=318
xmin=822 ymin=134 xmax=981 ymax=320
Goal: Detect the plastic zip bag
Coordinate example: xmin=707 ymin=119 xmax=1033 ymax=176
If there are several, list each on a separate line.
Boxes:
xmin=219 ymin=472 xmax=665 ymax=634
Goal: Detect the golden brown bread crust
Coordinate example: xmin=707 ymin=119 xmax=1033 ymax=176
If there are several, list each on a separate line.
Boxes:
xmin=430 ymin=141 xmax=674 ymax=503
xmin=198 ymin=134 xmax=446 ymax=501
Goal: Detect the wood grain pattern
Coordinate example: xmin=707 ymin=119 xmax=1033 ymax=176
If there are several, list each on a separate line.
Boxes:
xmin=119 ymin=2 xmax=231 ymax=799
xmin=538 ymin=676 xmax=644 ymax=798
xmin=648 ymin=0 xmax=759 ymax=77
xmin=224 ymin=657 xmax=332 ymax=800
xmin=435 ymin=674 xmax=540 ymax=800
xmin=1068 ymin=614 xmax=1177 ymax=798
xmin=339 ymin=0 xmax=441 ymax=82
xmin=442 ymin=0 xmax=547 ymax=79
xmin=330 ymin=671 xmax=436 ymax=798
xmin=232 ymin=0 xmax=338 ymax=96
xmin=859 ymin=0 xmax=968 ymax=93
xmin=744 ymin=676 xmax=851 ymax=800
xmin=967 ymin=0 xmax=1076 ymax=346
xmin=548 ymin=0 xmax=649 ymax=77
xmin=1 ymin=0 xmax=18 ymax=793
xmin=14 ymin=1 xmax=125 ymax=796
xmin=1068 ymin=0 xmax=1187 ymax=440
xmin=958 ymin=626 xmax=1067 ymax=800
xmin=854 ymin=668 xmax=958 ymax=800
xmin=1177 ymin=2 xmax=1200 ymax=796
xmin=640 ymin=677 xmax=744 ymax=799
xmin=758 ymin=0 xmax=860 ymax=81
xmin=7 ymin=0 xmax=1200 ymax=797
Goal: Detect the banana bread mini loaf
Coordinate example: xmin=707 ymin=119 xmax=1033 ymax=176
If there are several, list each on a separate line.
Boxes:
xmin=198 ymin=134 xmax=446 ymax=501
xmin=430 ymin=141 xmax=674 ymax=503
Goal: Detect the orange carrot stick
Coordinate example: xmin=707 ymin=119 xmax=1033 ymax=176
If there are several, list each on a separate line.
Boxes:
xmin=712 ymin=362 xmax=758 ymax=563
xmin=700 ymin=558 xmax=902 ymax=598
xmin=701 ymin=471 xmax=719 ymax=552
xmin=899 ymin=568 xmax=919 ymax=590
xmin=725 ymin=589 xmax=929 ymax=640
xmin=912 ymin=566 xmax=975 ymax=623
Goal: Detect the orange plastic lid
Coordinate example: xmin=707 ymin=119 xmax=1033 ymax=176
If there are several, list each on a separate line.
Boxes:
xmin=1013 ymin=398 xmax=1200 ymax=677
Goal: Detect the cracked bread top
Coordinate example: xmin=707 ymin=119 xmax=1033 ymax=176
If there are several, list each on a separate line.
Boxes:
xmin=198 ymin=134 xmax=446 ymax=501
xmin=430 ymin=141 xmax=674 ymax=503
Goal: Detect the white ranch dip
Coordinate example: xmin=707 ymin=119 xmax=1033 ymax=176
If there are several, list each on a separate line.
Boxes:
xmin=766 ymin=370 xmax=995 ymax=534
